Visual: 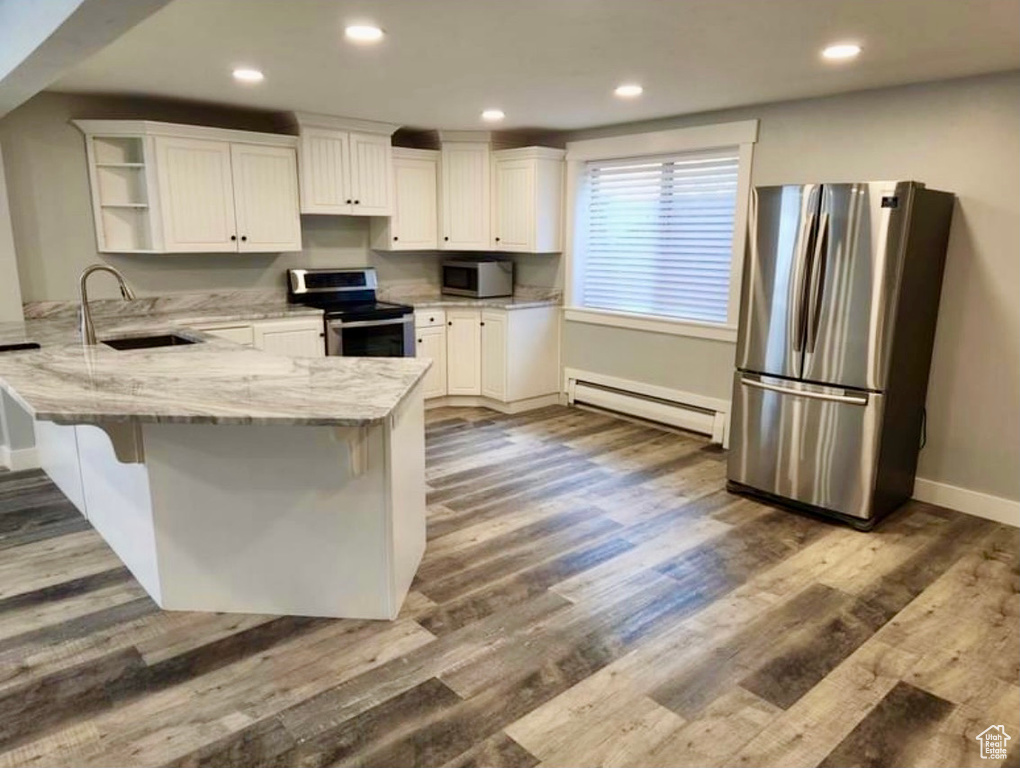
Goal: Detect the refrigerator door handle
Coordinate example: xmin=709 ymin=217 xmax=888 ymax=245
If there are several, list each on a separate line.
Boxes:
xmin=740 ymin=376 xmax=869 ymax=406
xmin=792 ymin=208 xmax=818 ymax=354
xmin=806 ymin=210 xmax=831 ymax=353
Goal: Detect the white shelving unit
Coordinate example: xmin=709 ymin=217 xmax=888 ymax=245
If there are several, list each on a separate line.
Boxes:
xmin=75 ymin=120 xmax=303 ymax=255
xmin=85 ymin=134 xmax=157 ymax=252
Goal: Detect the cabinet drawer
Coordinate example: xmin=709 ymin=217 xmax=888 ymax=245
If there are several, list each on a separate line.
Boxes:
xmin=415 ymin=309 xmax=446 ymax=329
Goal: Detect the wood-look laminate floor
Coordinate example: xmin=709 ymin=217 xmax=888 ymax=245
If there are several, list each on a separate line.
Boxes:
xmin=0 ymin=405 xmax=1017 ymax=768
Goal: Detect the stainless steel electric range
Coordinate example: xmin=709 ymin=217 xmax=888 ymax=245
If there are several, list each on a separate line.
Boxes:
xmin=287 ymin=268 xmax=415 ymax=357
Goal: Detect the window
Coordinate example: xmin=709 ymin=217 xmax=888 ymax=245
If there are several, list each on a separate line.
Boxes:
xmin=565 ymin=120 xmax=757 ymax=340
xmin=578 ymin=148 xmax=740 ymax=325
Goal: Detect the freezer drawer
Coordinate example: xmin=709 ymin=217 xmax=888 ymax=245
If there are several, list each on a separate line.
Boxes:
xmin=727 ymin=373 xmax=885 ymax=520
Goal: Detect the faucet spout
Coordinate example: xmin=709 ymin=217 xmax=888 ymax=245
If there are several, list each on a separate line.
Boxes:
xmin=79 ymin=264 xmax=136 ymax=345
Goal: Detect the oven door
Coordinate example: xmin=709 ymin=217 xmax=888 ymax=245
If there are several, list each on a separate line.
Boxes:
xmin=441 ymin=264 xmax=478 ymax=297
xmin=327 ymin=316 xmax=415 ymax=357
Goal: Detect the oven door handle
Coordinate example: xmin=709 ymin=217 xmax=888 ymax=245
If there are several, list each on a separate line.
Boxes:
xmin=331 ymin=317 xmax=412 ymax=329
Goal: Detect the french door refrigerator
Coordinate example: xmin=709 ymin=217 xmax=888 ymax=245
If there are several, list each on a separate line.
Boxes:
xmin=727 ymin=181 xmax=954 ymax=529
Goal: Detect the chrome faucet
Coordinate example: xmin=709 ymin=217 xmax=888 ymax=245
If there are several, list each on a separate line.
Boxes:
xmin=79 ymin=264 xmax=136 ymax=345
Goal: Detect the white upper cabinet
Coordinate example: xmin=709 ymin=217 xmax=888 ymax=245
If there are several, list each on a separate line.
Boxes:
xmin=440 ymin=142 xmax=491 ymax=250
xmin=75 ymin=120 xmax=302 ymax=255
xmin=294 ymin=113 xmax=397 ymax=217
xmin=297 ymin=127 xmax=350 ymax=214
xmin=230 ymin=144 xmax=302 ymax=253
xmin=156 ymin=136 xmax=237 ymax=253
xmin=348 ymin=133 xmax=393 ymax=215
xmin=370 ymin=148 xmax=439 ymax=251
xmin=491 ymin=147 xmax=565 ymax=253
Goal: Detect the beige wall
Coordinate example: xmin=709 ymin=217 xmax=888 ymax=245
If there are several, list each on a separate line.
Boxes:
xmin=563 ymin=71 xmax=1020 ymax=502
xmin=0 ymin=91 xmax=563 ymax=303
xmin=0 ymin=144 xmax=22 ymax=321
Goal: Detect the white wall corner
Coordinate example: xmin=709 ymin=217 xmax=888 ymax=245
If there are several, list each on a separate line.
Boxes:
xmin=913 ymin=477 xmax=1019 ymax=528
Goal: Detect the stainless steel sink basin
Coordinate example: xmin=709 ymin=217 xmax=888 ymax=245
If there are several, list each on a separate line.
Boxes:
xmin=0 ymin=342 xmax=41 ymax=353
xmin=101 ymin=333 xmax=200 ymax=351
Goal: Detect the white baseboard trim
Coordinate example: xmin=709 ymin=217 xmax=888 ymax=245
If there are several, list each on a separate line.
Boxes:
xmin=913 ymin=477 xmax=1019 ymax=528
xmin=0 ymin=445 xmax=39 ymax=472
xmin=425 ymin=393 xmax=561 ymax=414
xmin=563 ymin=367 xmax=730 ymax=445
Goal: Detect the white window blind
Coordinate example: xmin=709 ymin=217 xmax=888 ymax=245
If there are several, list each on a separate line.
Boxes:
xmin=580 ymin=148 xmax=740 ymax=325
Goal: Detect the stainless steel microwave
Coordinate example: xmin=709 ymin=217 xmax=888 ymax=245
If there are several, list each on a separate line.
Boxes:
xmin=441 ymin=258 xmax=514 ymax=298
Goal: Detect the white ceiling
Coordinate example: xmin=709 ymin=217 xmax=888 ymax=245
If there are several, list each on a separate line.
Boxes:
xmin=51 ymin=0 xmax=1020 ymax=131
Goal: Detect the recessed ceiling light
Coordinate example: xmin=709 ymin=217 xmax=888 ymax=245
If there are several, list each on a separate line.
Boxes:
xmin=481 ymin=109 xmax=505 ymax=122
xmin=232 ymin=68 xmax=264 ymax=83
xmin=822 ymin=43 xmax=862 ymax=61
xmin=345 ymin=24 xmax=384 ymax=43
xmin=614 ymin=83 xmax=643 ymax=98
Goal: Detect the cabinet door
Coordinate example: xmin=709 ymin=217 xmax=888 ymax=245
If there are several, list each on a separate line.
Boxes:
xmin=155 ymin=136 xmax=237 ymax=252
xmin=252 ymin=319 xmax=325 ymax=357
xmin=441 ymin=144 xmax=490 ymax=250
xmin=298 ymin=128 xmax=351 ymax=214
xmin=492 ymin=158 xmax=534 ymax=252
xmin=193 ymin=324 xmax=254 ymax=346
xmin=230 ymin=144 xmax=303 ymax=252
xmin=416 ymin=326 xmax=447 ymax=399
xmin=392 ymin=155 xmax=438 ymax=249
xmin=349 ymin=133 xmax=392 ymax=216
xmin=445 ymin=310 xmax=481 ymax=395
xmin=480 ymin=310 xmax=507 ymax=400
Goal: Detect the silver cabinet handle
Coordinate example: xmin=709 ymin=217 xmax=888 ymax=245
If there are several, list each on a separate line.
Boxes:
xmin=741 ymin=376 xmax=868 ymax=406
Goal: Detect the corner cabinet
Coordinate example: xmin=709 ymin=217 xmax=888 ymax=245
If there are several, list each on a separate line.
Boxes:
xmin=370 ymin=148 xmax=439 ymax=251
xmin=414 ymin=305 xmax=560 ymax=412
xmin=491 ymin=147 xmax=565 ymax=253
xmin=74 ymin=120 xmax=302 ymax=254
xmin=293 ymin=113 xmax=397 ymax=216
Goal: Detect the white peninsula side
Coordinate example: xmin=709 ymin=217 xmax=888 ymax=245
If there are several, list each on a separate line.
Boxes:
xmin=0 ymin=335 xmax=431 ymax=620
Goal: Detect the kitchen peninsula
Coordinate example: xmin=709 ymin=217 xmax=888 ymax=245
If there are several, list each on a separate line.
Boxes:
xmin=0 ymin=315 xmax=430 ymax=620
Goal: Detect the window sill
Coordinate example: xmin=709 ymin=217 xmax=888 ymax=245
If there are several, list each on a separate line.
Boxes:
xmin=563 ymin=307 xmax=738 ymax=343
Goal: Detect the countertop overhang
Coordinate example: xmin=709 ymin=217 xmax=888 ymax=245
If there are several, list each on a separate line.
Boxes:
xmin=0 ymin=311 xmax=431 ymax=427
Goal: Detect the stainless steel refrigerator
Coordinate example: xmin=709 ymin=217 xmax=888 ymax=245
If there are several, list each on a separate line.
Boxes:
xmin=727 ymin=181 xmax=954 ymax=529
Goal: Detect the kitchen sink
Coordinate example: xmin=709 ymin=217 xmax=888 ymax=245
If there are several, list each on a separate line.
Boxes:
xmin=0 ymin=342 xmax=41 ymax=353
xmin=101 ymin=333 xmax=200 ymax=351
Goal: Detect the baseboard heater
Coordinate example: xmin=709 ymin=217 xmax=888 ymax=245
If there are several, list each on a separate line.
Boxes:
xmin=564 ymin=368 xmax=729 ymax=445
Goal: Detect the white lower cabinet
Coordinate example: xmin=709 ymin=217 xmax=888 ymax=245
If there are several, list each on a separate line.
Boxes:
xmin=414 ymin=305 xmax=559 ymax=409
xmin=251 ymin=318 xmax=325 ymax=357
xmin=445 ymin=310 xmax=482 ymax=395
xmin=193 ymin=317 xmax=325 ymax=357
xmin=416 ymin=326 xmax=448 ymax=399
xmin=480 ymin=309 xmax=507 ymax=400
xmin=195 ymin=324 xmax=255 ymax=346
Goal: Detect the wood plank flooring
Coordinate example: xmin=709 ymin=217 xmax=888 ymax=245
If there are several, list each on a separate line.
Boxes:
xmin=0 ymin=405 xmax=1016 ymax=767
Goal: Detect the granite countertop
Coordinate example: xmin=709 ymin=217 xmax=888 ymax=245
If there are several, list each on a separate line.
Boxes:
xmin=378 ymin=285 xmax=563 ymax=311
xmin=0 ymin=296 xmax=430 ymax=427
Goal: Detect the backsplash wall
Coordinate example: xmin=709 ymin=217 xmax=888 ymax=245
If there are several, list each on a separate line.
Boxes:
xmin=0 ymin=91 xmax=562 ymax=302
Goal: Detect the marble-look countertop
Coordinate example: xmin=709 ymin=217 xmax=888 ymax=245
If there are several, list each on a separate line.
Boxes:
xmin=0 ymin=302 xmax=430 ymax=427
xmin=378 ymin=284 xmax=563 ymax=311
